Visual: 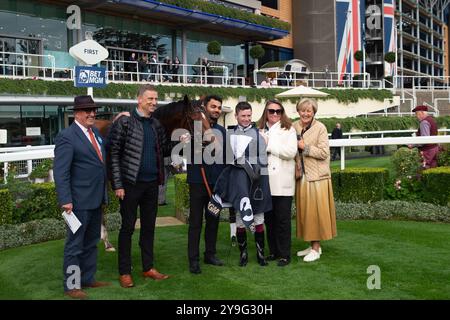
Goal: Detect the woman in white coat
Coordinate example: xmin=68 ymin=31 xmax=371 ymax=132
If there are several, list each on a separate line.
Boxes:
xmin=257 ymin=99 xmax=298 ymax=266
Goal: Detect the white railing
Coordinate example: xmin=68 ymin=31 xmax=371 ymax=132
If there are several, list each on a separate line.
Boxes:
xmin=253 ymin=69 xmax=377 ymax=89
xmin=330 ymin=135 xmax=450 ymax=170
xmin=1 ymin=146 xmax=54 ymax=180
xmin=328 ymin=128 xmax=450 ymax=139
xmin=2 ymin=135 xmax=450 ymax=179
xmin=0 ymin=145 xmax=55 ymax=153
xmin=0 ymin=51 xmax=55 ymax=79
xmin=104 ymin=61 xmax=245 ymax=86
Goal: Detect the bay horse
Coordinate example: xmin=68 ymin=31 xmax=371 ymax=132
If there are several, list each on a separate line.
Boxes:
xmin=95 ymin=95 xmax=213 ymax=148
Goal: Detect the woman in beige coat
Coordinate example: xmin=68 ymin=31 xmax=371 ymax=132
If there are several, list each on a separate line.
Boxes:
xmin=257 ymin=99 xmax=297 ymax=266
xmin=293 ymin=98 xmax=337 ymax=262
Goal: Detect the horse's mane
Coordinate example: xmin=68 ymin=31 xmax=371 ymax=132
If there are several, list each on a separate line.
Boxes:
xmin=153 ymin=97 xmax=204 ymax=120
xmin=153 ymin=96 xmax=206 ymax=136
xmin=153 ymin=100 xmax=186 ymax=120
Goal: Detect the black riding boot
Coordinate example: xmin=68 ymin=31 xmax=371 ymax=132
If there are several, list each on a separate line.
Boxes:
xmin=237 ymin=231 xmax=248 ymax=267
xmin=255 ymin=231 xmax=268 ymax=266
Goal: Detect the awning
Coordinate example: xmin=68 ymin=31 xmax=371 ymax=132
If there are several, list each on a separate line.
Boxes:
xmin=55 ymin=0 xmax=289 ymax=41
xmin=275 ymin=86 xmax=329 ymax=98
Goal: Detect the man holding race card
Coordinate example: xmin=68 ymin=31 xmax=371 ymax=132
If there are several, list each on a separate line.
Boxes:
xmin=54 ymin=95 xmax=110 ymax=299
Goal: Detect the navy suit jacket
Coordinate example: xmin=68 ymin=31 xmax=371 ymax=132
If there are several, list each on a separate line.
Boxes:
xmin=54 ymin=122 xmax=107 ymax=211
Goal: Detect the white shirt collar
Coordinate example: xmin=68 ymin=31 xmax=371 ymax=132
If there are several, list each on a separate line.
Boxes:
xmin=74 ymin=120 xmax=91 ymax=133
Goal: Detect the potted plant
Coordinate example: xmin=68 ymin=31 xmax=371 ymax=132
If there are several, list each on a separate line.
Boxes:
xmin=354 ymin=50 xmax=364 ymax=62
xmin=249 ymin=44 xmax=265 ymax=70
xmin=207 ymin=41 xmax=221 ymax=56
xmin=384 ymin=51 xmax=396 ymax=64
xmin=29 ymin=159 xmax=53 ymax=183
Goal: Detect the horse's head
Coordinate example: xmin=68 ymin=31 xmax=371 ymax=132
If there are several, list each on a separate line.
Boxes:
xmin=153 ymin=95 xmax=214 ymax=143
xmin=183 ymin=95 xmax=215 ymax=143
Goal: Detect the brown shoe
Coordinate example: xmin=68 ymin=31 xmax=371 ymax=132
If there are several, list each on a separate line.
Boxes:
xmin=82 ymin=281 xmax=111 ymax=289
xmin=64 ymin=289 xmax=87 ymax=299
xmin=142 ymin=268 xmax=169 ymax=281
xmin=119 ymin=274 xmax=134 ymax=288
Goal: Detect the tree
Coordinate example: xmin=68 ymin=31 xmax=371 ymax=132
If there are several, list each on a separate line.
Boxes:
xmin=207 ymin=41 xmax=221 ymax=56
xmin=249 ymin=44 xmax=265 ymax=70
xmin=384 ymin=51 xmax=396 ymax=64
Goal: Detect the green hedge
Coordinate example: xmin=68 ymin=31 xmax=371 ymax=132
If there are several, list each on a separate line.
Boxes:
xmin=0 ymin=79 xmax=395 ymax=105
xmin=332 ymin=168 xmax=389 ymax=203
xmin=7 ymin=182 xmax=120 ymax=224
xmin=319 ymin=116 xmax=450 ymax=134
xmin=104 ymin=184 xmax=120 ymax=215
xmin=0 ymin=189 xmax=13 ymax=226
xmin=17 ymin=183 xmax=60 ymax=223
xmin=0 ymin=212 xmax=121 ymax=251
xmin=160 ymin=0 xmax=291 ymax=31
xmin=422 ymin=167 xmax=450 ymax=206
xmin=174 ymin=173 xmax=190 ymax=222
xmin=335 ymin=200 xmax=450 ymax=222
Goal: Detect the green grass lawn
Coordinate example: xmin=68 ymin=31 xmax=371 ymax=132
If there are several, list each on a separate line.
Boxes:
xmin=331 ymin=156 xmax=394 ymax=175
xmin=157 ymin=177 xmax=176 ymax=217
xmin=1 ymin=219 xmax=449 ymax=300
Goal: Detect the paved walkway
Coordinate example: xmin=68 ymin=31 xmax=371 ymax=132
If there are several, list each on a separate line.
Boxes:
xmin=135 ymin=216 xmax=184 ymax=229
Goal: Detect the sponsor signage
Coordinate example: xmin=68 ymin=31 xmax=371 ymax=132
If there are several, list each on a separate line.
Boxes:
xmin=69 ymin=39 xmax=109 ymax=65
xmin=26 ymin=127 xmax=41 ymax=136
xmin=74 ymin=66 xmax=107 ymax=88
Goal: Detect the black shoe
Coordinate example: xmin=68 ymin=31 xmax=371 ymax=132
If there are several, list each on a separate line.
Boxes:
xmin=239 ymin=251 xmax=248 ymax=267
xmin=189 ymin=262 xmax=201 ymax=274
xmin=266 ymin=254 xmax=277 ymax=261
xmin=204 ymin=255 xmax=224 ymax=266
xmin=277 ymin=258 xmax=290 ymax=267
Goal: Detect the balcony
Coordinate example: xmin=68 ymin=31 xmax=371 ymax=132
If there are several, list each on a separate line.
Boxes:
xmin=365 ymin=29 xmax=383 ymax=40
xmin=399 ymin=31 xmax=418 ymax=42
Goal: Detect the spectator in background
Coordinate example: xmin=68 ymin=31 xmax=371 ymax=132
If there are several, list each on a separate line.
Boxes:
xmin=409 ymin=105 xmax=440 ymax=169
xmin=162 ymin=57 xmax=172 ymax=82
xmin=172 ymin=56 xmax=181 ymax=83
xmin=149 ymin=53 xmax=158 ymax=81
xmin=202 ymin=57 xmax=212 ymax=84
xmin=127 ymin=52 xmax=138 ymax=81
xmin=138 ymin=54 xmax=149 ymax=82
xmin=260 ymin=77 xmax=271 ymax=88
xmin=330 ymin=122 xmax=343 ymax=161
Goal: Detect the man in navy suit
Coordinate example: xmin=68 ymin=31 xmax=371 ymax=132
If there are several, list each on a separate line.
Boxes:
xmin=54 ymin=95 xmax=110 ymax=299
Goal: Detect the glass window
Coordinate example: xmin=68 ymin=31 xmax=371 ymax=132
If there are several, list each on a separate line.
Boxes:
xmin=0 ymin=106 xmax=21 ymax=147
xmin=261 ymin=0 xmax=278 ymax=10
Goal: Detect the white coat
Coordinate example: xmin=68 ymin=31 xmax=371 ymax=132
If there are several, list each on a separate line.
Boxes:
xmin=265 ymin=121 xmax=298 ymax=196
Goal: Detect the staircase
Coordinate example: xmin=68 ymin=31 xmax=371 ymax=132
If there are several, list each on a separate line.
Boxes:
xmin=395 ymin=89 xmax=450 ymax=116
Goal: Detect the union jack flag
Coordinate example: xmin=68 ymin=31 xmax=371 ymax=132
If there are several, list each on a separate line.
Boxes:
xmin=336 ymin=0 xmax=363 ymax=81
xmin=384 ymin=0 xmax=397 ymax=77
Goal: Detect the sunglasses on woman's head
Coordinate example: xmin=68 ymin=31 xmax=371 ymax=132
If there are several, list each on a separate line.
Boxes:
xmin=267 ymin=109 xmax=282 ymax=115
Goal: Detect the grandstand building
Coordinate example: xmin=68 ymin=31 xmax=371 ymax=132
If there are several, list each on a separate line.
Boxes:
xmin=0 ymin=0 xmax=293 ymax=147
xmin=293 ymin=0 xmax=450 ymax=86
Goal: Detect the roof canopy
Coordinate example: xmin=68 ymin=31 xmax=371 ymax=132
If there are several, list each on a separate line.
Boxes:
xmin=56 ymin=0 xmax=289 ymax=41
